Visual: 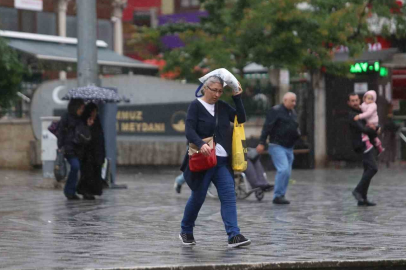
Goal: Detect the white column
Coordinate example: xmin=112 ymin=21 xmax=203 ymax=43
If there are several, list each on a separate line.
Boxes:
xmin=59 ymin=71 xmax=67 ymax=80
xmin=112 ymin=0 xmax=127 ymax=55
xmin=150 ymin=7 xmax=158 ymax=29
xmin=313 ymin=71 xmax=327 ymax=168
xmin=57 ymin=0 xmax=69 ymax=37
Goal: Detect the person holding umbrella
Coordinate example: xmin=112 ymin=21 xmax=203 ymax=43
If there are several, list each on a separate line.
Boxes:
xmin=57 ymin=99 xmax=92 ymax=200
xmin=61 ymin=85 xmax=128 ymax=192
xmin=77 ymin=103 xmax=106 ymax=200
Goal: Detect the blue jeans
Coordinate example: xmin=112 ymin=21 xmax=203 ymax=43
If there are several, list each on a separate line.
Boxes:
xmin=175 ymin=173 xmax=186 ymax=185
xmin=65 ymin=157 xmax=80 ymax=196
xmin=269 ymin=144 xmax=294 ymax=199
xmin=181 ymin=157 xmax=240 ymax=239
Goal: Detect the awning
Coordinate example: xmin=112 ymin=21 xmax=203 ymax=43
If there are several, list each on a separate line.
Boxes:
xmin=333 ymin=48 xmax=399 ymax=63
xmin=382 ymin=53 xmax=406 ymax=68
xmin=5 ymin=37 xmax=158 ymax=70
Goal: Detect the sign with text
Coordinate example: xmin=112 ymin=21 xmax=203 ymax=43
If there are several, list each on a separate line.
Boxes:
xmin=116 ymin=103 xmax=189 ymax=136
xmin=15 ymin=0 xmax=43 ymax=11
xmin=354 ymin=82 xmax=368 ymax=94
xmin=350 ymin=61 xmax=388 ymax=77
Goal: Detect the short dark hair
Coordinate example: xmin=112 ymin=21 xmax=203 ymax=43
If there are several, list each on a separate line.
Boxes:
xmin=347 ymin=93 xmax=359 ymax=101
xmin=67 ymin=99 xmax=85 ymax=115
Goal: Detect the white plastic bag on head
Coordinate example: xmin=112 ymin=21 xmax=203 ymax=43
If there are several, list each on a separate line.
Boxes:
xmin=199 ymin=68 xmax=239 ymax=93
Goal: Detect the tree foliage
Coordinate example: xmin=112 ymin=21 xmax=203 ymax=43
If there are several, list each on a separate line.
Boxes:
xmin=0 ymin=37 xmax=25 ymax=108
xmin=129 ymin=0 xmax=406 ymax=81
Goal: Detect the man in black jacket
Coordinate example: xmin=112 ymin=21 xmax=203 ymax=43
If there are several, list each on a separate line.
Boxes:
xmin=348 ymin=93 xmax=378 ymax=206
xmin=256 ymin=92 xmax=300 ymax=204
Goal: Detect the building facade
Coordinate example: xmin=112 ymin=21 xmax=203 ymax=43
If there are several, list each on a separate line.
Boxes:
xmin=0 ymin=0 xmax=117 ymax=48
xmin=0 ymin=0 xmax=158 ymax=118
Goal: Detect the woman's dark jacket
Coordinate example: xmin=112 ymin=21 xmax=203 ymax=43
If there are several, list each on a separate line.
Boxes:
xmin=57 ymin=112 xmax=90 ymax=159
xmin=84 ymin=116 xmax=106 ymax=165
xmin=78 ymin=116 xmax=105 ymax=196
xmin=180 ymin=94 xmax=246 ymax=191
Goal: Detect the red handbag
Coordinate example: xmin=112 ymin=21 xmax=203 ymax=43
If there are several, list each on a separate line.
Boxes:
xmin=189 ymin=141 xmax=217 ymax=172
xmin=188 ymin=102 xmax=218 ymax=172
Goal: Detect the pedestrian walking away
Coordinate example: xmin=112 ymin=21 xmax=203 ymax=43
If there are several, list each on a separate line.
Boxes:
xmin=256 ymin=92 xmax=300 ymax=205
xmin=57 ymin=99 xmax=92 ymax=200
xmin=179 ymin=75 xmax=251 ymax=248
xmin=77 ymin=103 xmax=106 ymax=200
xmin=347 ymin=93 xmax=378 ymax=206
xmin=353 ymin=90 xmax=385 ymax=155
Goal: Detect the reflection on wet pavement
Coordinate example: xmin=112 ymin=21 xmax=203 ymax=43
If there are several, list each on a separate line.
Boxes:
xmin=1 ymin=168 xmax=406 ymax=269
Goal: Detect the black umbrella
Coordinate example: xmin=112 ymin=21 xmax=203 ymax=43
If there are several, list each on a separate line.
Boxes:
xmin=62 ymin=85 xmax=129 ymax=103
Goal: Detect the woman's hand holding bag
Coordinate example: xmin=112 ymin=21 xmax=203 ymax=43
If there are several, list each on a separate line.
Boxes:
xmin=199 ymin=144 xmax=212 ymax=156
xmin=188 ymin=137 xmax=217 ymax=172
xmin=188 ymin=100 xmax=220 ymax=172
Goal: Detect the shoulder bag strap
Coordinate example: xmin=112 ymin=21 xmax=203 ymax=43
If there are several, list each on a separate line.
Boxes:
xmin=214 ymin=102 xmax=219 ymax=141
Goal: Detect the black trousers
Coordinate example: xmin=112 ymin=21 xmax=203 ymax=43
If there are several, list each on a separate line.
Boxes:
xmin=355 ymin=149 xmax=378 ymax=199
xmin=77 ymin=160 xmax=103 ymax=196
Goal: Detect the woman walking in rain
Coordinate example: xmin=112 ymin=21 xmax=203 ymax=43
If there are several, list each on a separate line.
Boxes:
xmin=77 ymin=103 xmax=106 ymax=200
xmin=179 ymin=76 xmax=251 ymax=248
xmin=57 ymin=99 xmax=92 ymax=200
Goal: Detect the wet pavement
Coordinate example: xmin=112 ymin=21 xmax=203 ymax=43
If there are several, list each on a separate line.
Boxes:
xmin=1 ymin=166 xmax=406 ymax=270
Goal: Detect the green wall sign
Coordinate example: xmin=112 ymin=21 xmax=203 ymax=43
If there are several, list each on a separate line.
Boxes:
xmin=350 ymin=61 xmax=388 ymax=77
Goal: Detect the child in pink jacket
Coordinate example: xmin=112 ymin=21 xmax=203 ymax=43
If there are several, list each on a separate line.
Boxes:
xmin=354 ymin=90 xmax=384 ymax=154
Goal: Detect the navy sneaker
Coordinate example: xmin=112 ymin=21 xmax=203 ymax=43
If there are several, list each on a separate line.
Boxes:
xmin=179 ymin=233 xmax=196 ymax=245
xmin=228 ymin=234 xmax=251 ymax=248
xmin=352 ymin=190 xmax=365 ymax=203
xmin=358 ymin=200 xmax=377 ymax=207
xmin=66 ymin=194 xmax=80 ymax=200
xmin=273 ymin=196 xmax=290 ymax=204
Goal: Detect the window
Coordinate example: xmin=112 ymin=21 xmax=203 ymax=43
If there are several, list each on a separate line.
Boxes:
xmin=21 ymin=10 xmax=36 ymax=33
xmin=97 ymin=19 xmax=113 ymax=49
xmin=66 ymin=16 xmax=77 ymax=37
xmin=133 ymin=10 xmax=151 ymax=27
xmin=181 ymin=0 xmax=190 ymax=7
xmin=0 ymin=7 xmax=18 ymax=31
xmin=37 ymin=12 xmax=56 ymax=35
xmin=181 ymin=0 xmax=200 ymax=8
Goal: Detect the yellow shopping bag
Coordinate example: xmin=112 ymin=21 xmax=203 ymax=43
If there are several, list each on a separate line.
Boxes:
xmin=232 ymin=116 xmax=248 ymax=172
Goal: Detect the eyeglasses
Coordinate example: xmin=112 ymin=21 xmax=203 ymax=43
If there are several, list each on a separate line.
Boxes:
xmin=206 ymin=85 xmax=223 ymax=95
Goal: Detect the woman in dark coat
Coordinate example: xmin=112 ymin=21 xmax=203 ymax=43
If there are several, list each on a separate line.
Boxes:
xmin=179 ymin=76 xmax=251 ymax=248
xmin=77 ymin=103 xmax=106 ymax=200
xmin=57 ymin=99 xmax=91 ymax=200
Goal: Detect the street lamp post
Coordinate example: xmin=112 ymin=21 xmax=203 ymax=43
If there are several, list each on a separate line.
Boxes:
xmin=76 ymin=0 xmax=125 ymax=188
xmin=77 ymin=0 xmax=98 ymax=87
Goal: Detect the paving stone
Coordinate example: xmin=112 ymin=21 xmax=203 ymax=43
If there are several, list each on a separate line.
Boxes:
xmin=0 ymin=167 xmax=406 ymax=270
